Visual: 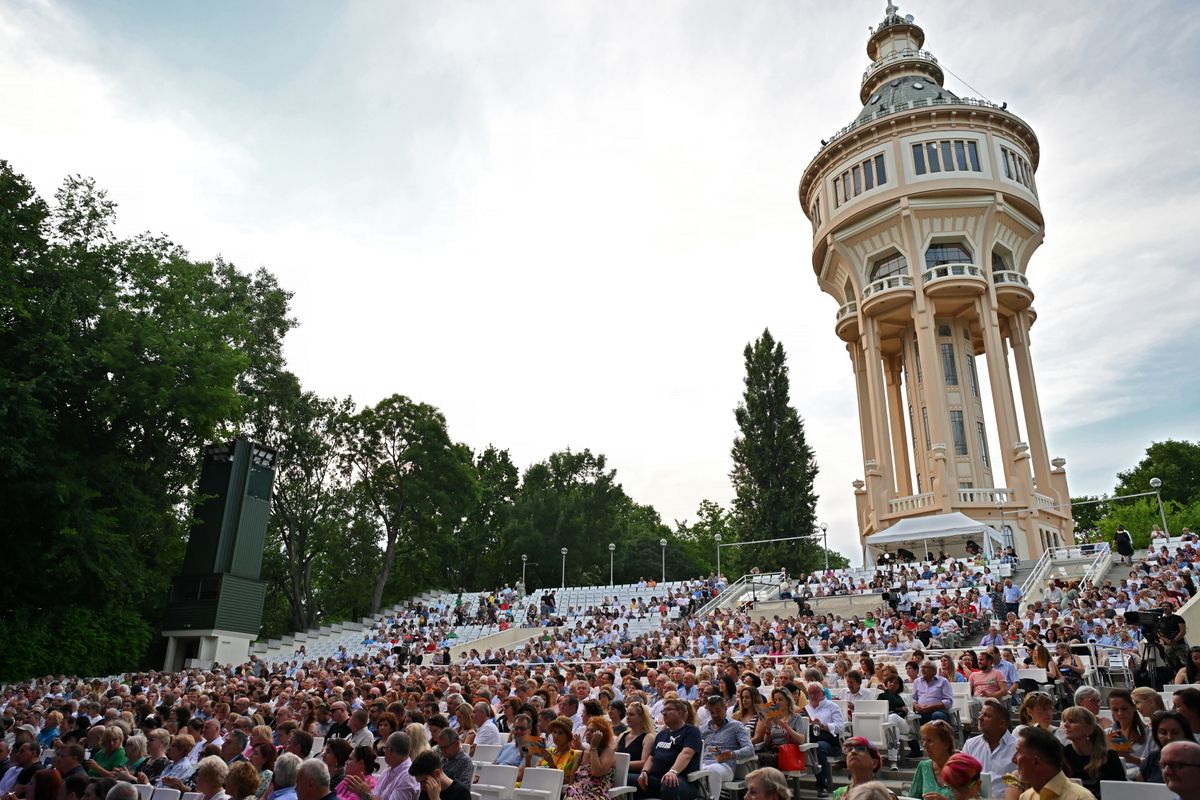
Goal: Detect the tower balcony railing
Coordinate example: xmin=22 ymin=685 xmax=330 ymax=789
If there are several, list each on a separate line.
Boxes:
xmin=1033 ymin=492 xmax=1058 ymax=511
xmin=862 ymin=274 xmax=914 ymax=300
xmin=993 ymin=270 xmax=1031 ymax=288
xmin=888 ymin=492 xmax=936 ymax=514
xmin=922 ymin=262 xmax=985 ymax=287
xmin=957 ymin=487 xmax=1014 ymax=506
xmin=836 ymin=300 xmax=858 ymax=322
xmin=862 ymin=48 xmax=939 ymax=84
xmin=818 ymin=96 xmax=1004 ymax=149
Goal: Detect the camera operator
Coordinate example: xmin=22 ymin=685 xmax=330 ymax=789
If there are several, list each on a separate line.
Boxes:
xmin=1159 ymin=601 xmax=1189 ymax=670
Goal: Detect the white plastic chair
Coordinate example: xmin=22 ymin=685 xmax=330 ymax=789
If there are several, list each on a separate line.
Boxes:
xmin=182 ymin=793 xmax=203 ymax=800
xmin=474 ymin=764 xmax=519 ymax=800
xmin=473 ymin=744 xmax=502 ymax=764
xmin=609 ymin=752 xmax=635 ymax=800
xmin=151 ymin=790 xmax=181 ymax=800
xmin=135 ymin=786 xmax=153 ymax=800
xmin=512 ymin=767 xmax=565 ymax=800
xmin=1099 ymin=781 xmax=1174 ymax=800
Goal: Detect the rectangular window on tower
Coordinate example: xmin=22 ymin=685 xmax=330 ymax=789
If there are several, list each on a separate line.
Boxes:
xmin=950 ymin=410 xmax=968 ymax=455
xmin=940 ymin=343 xmax=958 ymax=386
xmin=913 ymin=143 xmax=927 ymax=175
xmin=922 ymin=407 xmax=932 ymax=451
xmin=913 ymin=337 xmax=923 ymax=383
xmin=977 ymin=421 xmax=991 ymax=467
xmin=967 ymin=354 xmax=980 ymax=397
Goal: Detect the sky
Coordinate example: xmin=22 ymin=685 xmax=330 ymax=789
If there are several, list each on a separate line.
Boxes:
xmin=2 ymin=0 xmax=1198 ymax=566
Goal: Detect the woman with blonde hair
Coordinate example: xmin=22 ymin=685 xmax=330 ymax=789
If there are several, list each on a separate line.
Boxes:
xmin=752 ymin=688 xmax=807 ymax=771
xmin=1060 ymin=707 xmax=1126 ymax=798
xmin=456 ymin=702 xmax=477 ymax=746
xmin=745 ymin=767 xmax=793 ymax=800
xmin=1132 ymin=687 xmax=1167 ymax=720
xmin=405 ymin=723 xmax=430 ymax=759
xmin=86 ymin=725 xmax=129 ymax=778
xmin=617 ymin=701 xmax=654 ymax=775
xmin=908 ymin=720 xmax=956 ymax=800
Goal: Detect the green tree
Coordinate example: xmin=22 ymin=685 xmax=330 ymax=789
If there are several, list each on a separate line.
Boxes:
xmin=729 ymin=329 xmax=820 ymax=575
xmin=1114 ymin=440 xmax=1200 ymax=506
xmin=1069 ymin=495 xmax=1109 ymax=539
xmin=447 ymin=446 xmax=519 ymax=591
xmin=0 ymin=164 xmax=294 ymax=679
xmin=341 ymin=395 xmax=477 ymax=614
xmin=254 ymin=371 xmax=355 ymax=631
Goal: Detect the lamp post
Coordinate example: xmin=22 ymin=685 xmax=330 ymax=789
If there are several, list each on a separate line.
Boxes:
xmin=1151 ymin=477 xmax=1170 ymax=537
xmin=608 ymin=543 xmax=615 ymax=586
xmin=659 ymin=538 xmax=667 ymax=583
xmin=560 ymin=547 xmax=568 ymax=589
xmin=521 ymin=553 xmax=527 ymax=587
xmin=820 ymin=522 xmax=829 ymax=572
xmin=714 ymin=533 xmax=723 ymax=579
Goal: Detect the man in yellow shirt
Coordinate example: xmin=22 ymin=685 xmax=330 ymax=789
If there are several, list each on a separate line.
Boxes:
xmin=1014 ymin=727 xmax=1095 ymax=800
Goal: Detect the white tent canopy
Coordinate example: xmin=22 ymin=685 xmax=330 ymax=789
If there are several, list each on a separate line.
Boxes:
xmin=863 ymin=512 xmax=1005 ymax=567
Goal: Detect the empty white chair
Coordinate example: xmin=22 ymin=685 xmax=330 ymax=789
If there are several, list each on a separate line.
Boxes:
xmin=182 ymin=793 xmax=202 ymax=800
xmin=474 ymin=764 xmax=519 ymax=800
xmin=609 ymin=752 xmax=635 ymax=799
xmin=151 ymin=790 xmax=181 ymax=800
xmin=513 ymin=767 xmax=565 ymax=800
xmin=1099 ymin=781 xmax=1174 ymax=800
xmin=473 ymin=744 xmax=502 ymax=764
xmin=135 ymin=786 xmax=153 ymax=800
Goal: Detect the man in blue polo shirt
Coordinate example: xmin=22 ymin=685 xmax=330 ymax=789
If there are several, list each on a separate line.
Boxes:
xmin=634 ymin=699 xmax=701 ymax=800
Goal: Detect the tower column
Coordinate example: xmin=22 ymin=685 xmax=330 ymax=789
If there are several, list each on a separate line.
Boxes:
xmin=1010 ymin=310 xmax=1054 ymax=497
xmin=913 ymin=305 xmax=952 ymax=505
xmin=861 ymin=318 xmax=897 ymax=501
xmin=886 ymin=355 xmax=912 ymax=496
xmin=849 ymin=343 xmax=876 ymax=470
xmin=975 ymin=297 xmax=1029 ymax=498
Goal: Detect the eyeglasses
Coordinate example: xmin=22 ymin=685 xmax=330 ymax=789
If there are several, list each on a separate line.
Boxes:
xmin=845 ymin=745 xmax=872 ymax=754
xmin=1162 ymin=762 xmax=1200 ymax=771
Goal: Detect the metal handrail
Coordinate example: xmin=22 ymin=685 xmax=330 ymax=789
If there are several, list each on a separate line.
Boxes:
xmin=820 ymin=96 xmax=1005 ymax=150
xmin=862 ymin=48 xmax=939 ymax=83
xmin=695 ymin=571 xmax=784 ymax=617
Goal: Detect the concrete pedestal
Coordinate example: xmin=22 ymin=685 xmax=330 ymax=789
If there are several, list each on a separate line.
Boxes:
xmin=162 ymin=628 xmax=256 ymax=672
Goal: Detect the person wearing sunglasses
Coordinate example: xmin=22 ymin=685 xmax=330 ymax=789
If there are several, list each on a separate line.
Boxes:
xmin=833 ymin=738 xmax=891 ymax=800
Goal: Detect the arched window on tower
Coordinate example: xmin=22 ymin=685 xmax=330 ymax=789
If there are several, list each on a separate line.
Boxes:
xmin=924 ymin=242 xmax=972 ymax=269
xmin=992 ymin=250 xmax=1009 ymax=272
xmin=844 ymin=277 xmax=855 ymax=303
xmin=869 ymin=251 xmax=908 ymax=282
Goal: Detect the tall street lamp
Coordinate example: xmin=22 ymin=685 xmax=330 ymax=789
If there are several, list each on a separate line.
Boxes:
xmin=659 ymin=538 xmax=667 ymax=583
xmin=560 ymin=547 xmax=568 ymax=589
xmin=714 ymin=533 xmax=722 ymax=579
xmin=608 ymin=543 xmax=615 ymax=586
xmin=821 ymin=522 xmax=829 ymax=572
xmin=521 ymin=554 xmax=527 ymax=588
xmin=1151 ymin=477 xmax=1170 ymax=537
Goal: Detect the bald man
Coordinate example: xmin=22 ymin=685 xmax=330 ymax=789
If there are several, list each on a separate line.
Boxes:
xmin=1162 ymin=740 xmax=1200 ymax=800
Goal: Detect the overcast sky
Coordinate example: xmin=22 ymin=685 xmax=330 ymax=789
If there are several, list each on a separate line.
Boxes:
xmin=2 ymin=0 xmax=1197 ymax=565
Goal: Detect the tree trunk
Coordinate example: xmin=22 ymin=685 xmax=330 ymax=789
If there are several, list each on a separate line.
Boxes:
xmin=370 ymin=523 xmax=399 ymax=615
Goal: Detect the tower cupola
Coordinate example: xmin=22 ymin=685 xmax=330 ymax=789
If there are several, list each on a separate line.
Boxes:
xmin=860 ymin=3 xmax=945 ymax=104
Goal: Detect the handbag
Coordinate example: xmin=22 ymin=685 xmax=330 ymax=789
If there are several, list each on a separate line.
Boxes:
xmin=778 ymin=743 xmax=806 ymax=772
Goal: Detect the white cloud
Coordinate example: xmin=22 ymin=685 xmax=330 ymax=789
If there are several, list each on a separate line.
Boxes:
xmin=2 ymin=0 xmax=1197 ymax=566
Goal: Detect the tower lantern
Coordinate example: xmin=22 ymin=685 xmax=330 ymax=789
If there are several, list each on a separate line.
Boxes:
xmin=799 ymin=3 xmax=1072 ymax=560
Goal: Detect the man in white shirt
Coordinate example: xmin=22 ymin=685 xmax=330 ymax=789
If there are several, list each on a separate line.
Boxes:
xmin=472 ymin=703 xmax=502 ymax=747
xmin=962 ymin=700 xmax=1017 ymax=800
xmin=806 ymin=683 xmax=845 ymax=798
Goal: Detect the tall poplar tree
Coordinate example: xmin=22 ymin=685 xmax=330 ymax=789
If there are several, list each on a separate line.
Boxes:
xmin=730 ymin=328 xmax=820 ymax=574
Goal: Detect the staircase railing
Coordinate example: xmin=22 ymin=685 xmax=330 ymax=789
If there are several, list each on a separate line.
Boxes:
xmin=1081 ymin=543 xmax=1113 ymax=586
xmin=695 ymin=572 xmax=784 ymax=617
